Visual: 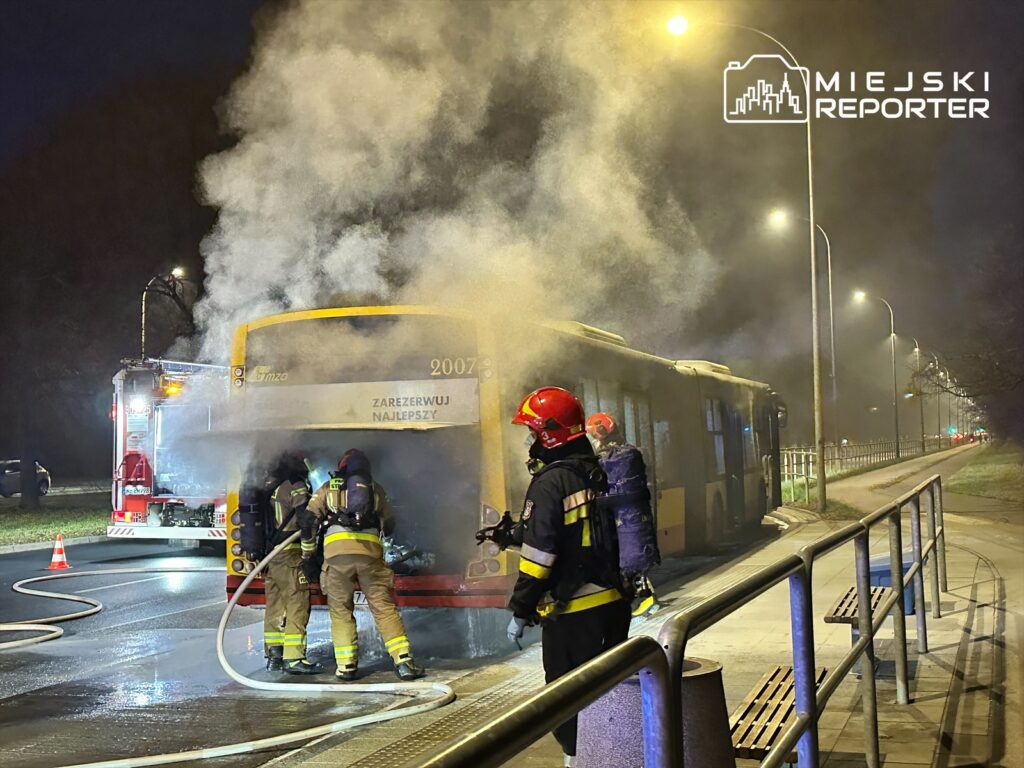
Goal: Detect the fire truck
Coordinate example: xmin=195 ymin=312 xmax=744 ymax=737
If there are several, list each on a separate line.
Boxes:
xmin=109 ymin=359 xmax=229 ymax=541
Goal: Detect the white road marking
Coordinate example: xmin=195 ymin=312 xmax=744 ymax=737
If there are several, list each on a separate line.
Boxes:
xmin=76 ymin=576 xmax=169 ymax=593
xmin=101 ymin=599 xmax=227 ymax=630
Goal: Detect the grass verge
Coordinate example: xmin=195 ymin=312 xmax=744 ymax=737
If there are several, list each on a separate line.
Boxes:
xmin=944 ymin=441 xmax=1024 ymax=504
xmin=0 ymin=492 xmax=109 ymax=546
xmin=789 ymin=495 xmax=866 ymax=521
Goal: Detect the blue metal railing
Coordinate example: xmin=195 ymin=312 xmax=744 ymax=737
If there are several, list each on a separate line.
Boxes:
xmin=412 ymin=475 xmax=948 ymax=768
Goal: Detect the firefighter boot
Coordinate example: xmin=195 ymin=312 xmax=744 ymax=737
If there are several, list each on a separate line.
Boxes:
xmin=395 ymin=659 xmax=426 ymax=681
xmin=265 ymin=646 xmax=284 ymax=672
xmin=284 ymin=658 xmax=325 ymax=675
xmin=335 ymin=663 xmax=358 ymax=681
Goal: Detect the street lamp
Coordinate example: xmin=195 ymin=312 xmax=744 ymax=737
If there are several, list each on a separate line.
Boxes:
xmin=141 ymin=267 xmax=191 ymax=359
xmin=854 ymin=291 xmax=901 ymax=458
xmin=677 ymin=17 xmax=827 ymax=518
xmin=667 ymin=16 xmax=689 ymax=36
xmin=769 ymin=209 xmax=838 ymax=446
xmin=912 ymin=338 xmax=926 ymax=454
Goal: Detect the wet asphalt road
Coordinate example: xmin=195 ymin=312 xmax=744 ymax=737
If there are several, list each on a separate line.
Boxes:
xmin=0 ymin=540 xmax=400 ymax=768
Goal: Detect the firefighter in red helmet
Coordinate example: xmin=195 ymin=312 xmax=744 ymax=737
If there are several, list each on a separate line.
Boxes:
xmin=504 ymin=387 xmax=630 ymax=767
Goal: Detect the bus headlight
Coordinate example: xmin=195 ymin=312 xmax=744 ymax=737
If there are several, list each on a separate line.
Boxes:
xmin=231 ymin=544 xmax=243 ymax=556
xmin=468 ymin=562 xmax=487 ymax=577
xmin=231 ymin=559 xmax=245 ymax=573
xmin=230 ymin=511 xmax=241 ymax=526
xmin=230 ymin=528 xmax=241 ymax=541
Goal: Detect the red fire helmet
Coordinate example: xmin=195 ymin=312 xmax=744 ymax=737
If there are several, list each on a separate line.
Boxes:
xmin=585 ymin=412 xmax=617 ymax=441
xmin=512 ymin=387 xmax=587 ymax=449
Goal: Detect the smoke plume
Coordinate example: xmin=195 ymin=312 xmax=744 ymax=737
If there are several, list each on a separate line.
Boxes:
xmin=194 ymin=0 xmax=718 ymax=361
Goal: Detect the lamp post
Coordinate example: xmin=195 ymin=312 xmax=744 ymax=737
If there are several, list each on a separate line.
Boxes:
xmin=854 ymin=290 xmax=900 ymax=458
xmin=672 ymin=17 xmax=827 ymax=515
xmin=912 ymin=338 xmax=925 ymax=454
xmin=769 ymin=210 xmax=838 ymax=446
xmin=141 ymin=266 xmax=189 ymax=359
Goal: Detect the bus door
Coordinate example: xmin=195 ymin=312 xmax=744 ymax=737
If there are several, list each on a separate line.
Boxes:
xmin=722 ymin=402 xmax=745 ymax=532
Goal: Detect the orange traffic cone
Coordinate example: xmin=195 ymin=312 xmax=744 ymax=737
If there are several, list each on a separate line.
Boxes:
xmin=48 ymin=534 xmax=71 ymax=570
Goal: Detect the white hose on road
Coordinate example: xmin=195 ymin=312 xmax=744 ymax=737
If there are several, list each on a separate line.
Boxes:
xmin=2 ymin=532 xmax=456 ymax=767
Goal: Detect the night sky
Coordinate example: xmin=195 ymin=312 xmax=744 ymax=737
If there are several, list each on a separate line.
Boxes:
xmin=1 ymin=0 xmax=1021 ymax=474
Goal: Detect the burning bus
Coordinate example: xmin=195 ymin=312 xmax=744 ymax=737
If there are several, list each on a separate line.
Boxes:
xmin=109 ymin=359 xmax=229 ymax=541
xmin=223 ymin=306 xmax=785 ymax=625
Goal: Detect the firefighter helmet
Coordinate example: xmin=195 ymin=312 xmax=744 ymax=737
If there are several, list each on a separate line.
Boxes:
xmin=512 ymin=387 xmax=587 ymax=449
xmin=586 ymin=412 xmax=618 ymax=441
xmin=337 ymin=448 xmax=371 ymax=477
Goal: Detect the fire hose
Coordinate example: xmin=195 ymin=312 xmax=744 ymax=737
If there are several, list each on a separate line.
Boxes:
xmin=0 ymin=531 xmax=456 ymax=767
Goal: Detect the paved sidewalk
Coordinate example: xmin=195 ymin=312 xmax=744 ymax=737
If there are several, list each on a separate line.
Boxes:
xmin=275 ymin=444 xmax=1021 ymax=767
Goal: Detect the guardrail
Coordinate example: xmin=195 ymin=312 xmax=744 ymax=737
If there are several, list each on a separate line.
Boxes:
xmin=413 ymin=475 xmax=948 ymax=768
xmin=781 ymin=437 xmax=954 ymax=502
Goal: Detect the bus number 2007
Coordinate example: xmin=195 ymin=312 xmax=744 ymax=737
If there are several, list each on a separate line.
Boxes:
xmin=430 ymin=357 xmax=476 ymax=376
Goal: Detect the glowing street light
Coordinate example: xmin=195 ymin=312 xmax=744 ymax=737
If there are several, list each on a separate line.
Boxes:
xmin=171 ymin=266 xmax=185 ymax=279
xmin=667 ymin=16 xmax=689 ymax=36
xmin=853 ymin=290 xmax=901 ymax=457
xmin=767 ymin=208 xmax=789 ymax=228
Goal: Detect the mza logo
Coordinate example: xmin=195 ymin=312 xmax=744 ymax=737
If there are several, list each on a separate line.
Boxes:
xmin=723 ymin=54 xmax=809 ymax=124
xmin=251 ymin=366 xmax=289 ymax=383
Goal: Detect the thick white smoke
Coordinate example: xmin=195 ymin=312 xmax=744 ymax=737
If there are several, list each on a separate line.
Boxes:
xmin=194 ymin=0 xmax=718 ymax=361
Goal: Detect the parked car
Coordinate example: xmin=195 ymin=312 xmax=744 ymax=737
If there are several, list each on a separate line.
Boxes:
xmin=0 ymin=460 xmax=52 ymax=497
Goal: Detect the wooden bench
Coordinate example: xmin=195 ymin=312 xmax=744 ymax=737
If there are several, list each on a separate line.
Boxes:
xmin=824 ymin=585 xmax=889 ymax=642
xmin=730 ymin=665 xmax=828 ymax=764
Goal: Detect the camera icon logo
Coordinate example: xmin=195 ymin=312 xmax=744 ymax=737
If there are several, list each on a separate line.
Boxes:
xmin=723 ymin=54 xmax=810 ymax=124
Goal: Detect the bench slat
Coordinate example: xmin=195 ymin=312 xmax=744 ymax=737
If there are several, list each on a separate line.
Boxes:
xmin=730 ymin=665 xmax=828 ymax=762
xmin=823 ymin=585 xmax=889 ymax=625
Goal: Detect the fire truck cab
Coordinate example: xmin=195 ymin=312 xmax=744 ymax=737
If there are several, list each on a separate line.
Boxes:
xmin=109 ymin=359 xmax=229 ymax=541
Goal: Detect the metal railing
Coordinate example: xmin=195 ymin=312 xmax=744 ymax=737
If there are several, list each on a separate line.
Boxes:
xmin=412 ymin=635 xmax=679 ymax=767
xmin=781 ymin=437 xmax=953 ymax=502
xmin=412 ymin=475 xmax=948 ymax=768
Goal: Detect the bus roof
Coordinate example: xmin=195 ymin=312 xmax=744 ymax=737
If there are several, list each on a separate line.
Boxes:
xmin=233 ymin=304 xmax=772 ymax=392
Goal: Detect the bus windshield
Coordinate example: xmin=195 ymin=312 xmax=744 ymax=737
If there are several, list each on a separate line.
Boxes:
xmin=240 ymin=313 xmax=480 ymax=430
xmin=276 ymin=427 xmax=481 ymax=573
xmin=238 ymin=312 xmax=484 ymax=573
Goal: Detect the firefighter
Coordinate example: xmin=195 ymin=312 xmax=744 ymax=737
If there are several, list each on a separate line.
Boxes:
xmin=586 ymin=412 xmax=661 ymax=617
xmin=506 ymin=387 xmax=631 ymax=767
xmin=302 ymin=449 xmax=426 ymax=681
xmin=264 ymin=453 xmax=324 ymax=675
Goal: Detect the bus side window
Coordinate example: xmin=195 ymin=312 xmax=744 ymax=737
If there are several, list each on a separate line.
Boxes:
xmin=580 ymin=378 xmax=599 ymax=417
xmin=622 ymin=393 xmax=639 ymax=446
xmin=598 ymin=380 xmax=621 ymax=417
xmin=706 ymin=398 xmax=725 ymax=477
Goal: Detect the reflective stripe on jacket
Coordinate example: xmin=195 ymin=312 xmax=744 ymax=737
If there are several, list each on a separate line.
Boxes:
xmin=306 ymin=478 xmax=393 ymax=560
xmin=270 ymin=479 xmax=311 ymax=551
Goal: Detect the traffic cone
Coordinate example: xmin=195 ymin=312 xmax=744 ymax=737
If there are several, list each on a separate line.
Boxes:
xmin=48 ymin=534 xmax=71 ymax=570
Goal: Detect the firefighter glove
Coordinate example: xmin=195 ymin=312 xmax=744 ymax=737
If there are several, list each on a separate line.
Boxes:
xmin=506 ymin=615 xmax=528 ymax=643
xmin=301 ymin=558 xmax=320 ymax=584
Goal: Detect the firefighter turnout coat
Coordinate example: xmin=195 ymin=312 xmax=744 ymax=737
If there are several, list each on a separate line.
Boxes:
xmin=302 ymin=475 xmax=413 ymax=670
xmin=508 ymin=452 xmax=624 ymax=620
xmin=264 ymin=478 xmax=312 ymax=660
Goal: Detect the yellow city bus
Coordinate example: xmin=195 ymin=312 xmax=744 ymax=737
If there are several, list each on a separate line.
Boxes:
xmin=223 ymin=305 xmax=784 ymax=610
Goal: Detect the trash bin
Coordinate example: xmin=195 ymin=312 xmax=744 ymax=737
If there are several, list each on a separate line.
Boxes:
xmin=868 ymin=549 xmax=915 ymax=615
xmin=577 ymin=657 xmax=735 ymax=767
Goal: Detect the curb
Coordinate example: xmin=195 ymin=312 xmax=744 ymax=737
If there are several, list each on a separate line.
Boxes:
xmin=0 ymin=535 xmax=110 ymax=555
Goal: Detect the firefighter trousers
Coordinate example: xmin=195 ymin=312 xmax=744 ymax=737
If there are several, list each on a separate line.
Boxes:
xmin=321 ymin=554 xmax=412 ymax=671
xmin=542 ymin=598 xmax=631 ymax=756
xmin=263 ymin=548 xmax=311 ymax=661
